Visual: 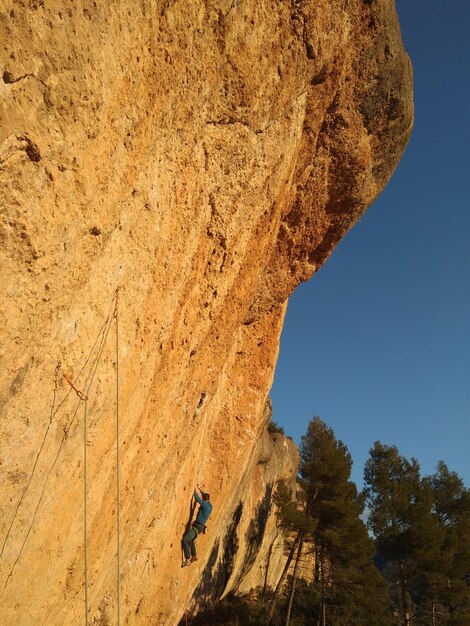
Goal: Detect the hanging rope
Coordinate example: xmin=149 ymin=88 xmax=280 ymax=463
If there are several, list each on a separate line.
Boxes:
xmin=0 ymin=366 xmax=59 ymax=560
xmin=57 ymin=301 xmax=115 ymax=625
xmin=114 ymin=288 xmax=121 ymax=626
xmin=1 ymin=290 xmax=121 ymax=622
xmin=57 ymin=364 xmax=90 ymax=625
xmin=0 ymin=325 xmax=105 ymax=564
xmin=183 ymin=565 xmax=190 ymax=626
xmin=58 ymin=289 xmax=120 ymax=626
xmin=1 ymin=292 xmax=120 ymax=604
xmin=59 ymin=364 xmax=90 ymax=626
xmin=84 ymin=397 xmax=89 ymax=626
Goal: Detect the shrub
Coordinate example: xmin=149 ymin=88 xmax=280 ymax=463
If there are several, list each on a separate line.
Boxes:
xmin=267 ymin=420 xmax=285 ymax=436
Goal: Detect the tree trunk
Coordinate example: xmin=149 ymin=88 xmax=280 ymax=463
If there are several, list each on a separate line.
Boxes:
xmin=268 ymin=533 xmax=300 ymax=621
xmin=263 ymin=543 xmax=274 ymax=598
xmin=398 ymin=561 xmax=411 ymax=626
xmin=314 ymin=543 xmax=320 ymax=583
xmin=285 ymin=537 xmax=304 ymax=626
xmin=315 ymin=548 xmax=324 ymax=626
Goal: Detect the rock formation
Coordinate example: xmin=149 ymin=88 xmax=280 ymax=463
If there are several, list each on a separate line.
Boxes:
xmin=0 ymin=0 xmax=412 ymax=624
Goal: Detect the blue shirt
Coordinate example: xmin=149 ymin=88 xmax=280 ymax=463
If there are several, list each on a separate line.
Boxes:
xmin=194 ymin=491 xmax=212 ymax=526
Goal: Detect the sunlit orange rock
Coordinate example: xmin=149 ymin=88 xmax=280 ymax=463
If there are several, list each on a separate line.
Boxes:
xmin=0 ymin=1 xmax=412 ymax=623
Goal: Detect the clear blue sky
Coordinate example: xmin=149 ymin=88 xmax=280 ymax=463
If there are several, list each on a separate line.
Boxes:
xmin=270 ymin=0 xmax=470 ymax=489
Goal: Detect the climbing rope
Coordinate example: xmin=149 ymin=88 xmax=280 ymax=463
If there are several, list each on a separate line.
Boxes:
xmin=0 ymin=334 xmax=101 ymax=563
xmin=114 ymin=289 xmax=121 ymax=626
xmin=0 ymin=295 xmax=120 ymax=601
xmin=3 ymin=288 xmax=121 ymax=623
xmin=183 ymin=565 xmax=190 ymax=626
xmin=56 ymin=289 xmax=121 ymax=626
xmin=84 ymin=397 xmax=89 ymax=626
xmin=0 ymin=367 xmax=59 ymax=560
xmin=82 ymin=301 xmax=115 ymax=400
xmin=58 ymin=362 xmax=90 ymax=626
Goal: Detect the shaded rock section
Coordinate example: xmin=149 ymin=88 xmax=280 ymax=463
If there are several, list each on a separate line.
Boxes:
xmin=189 ymin=431 xmax=299 ymax=616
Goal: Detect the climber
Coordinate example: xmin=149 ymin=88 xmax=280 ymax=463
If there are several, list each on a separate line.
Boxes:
xmin=182 ymin=484 xmax=212 ymax=567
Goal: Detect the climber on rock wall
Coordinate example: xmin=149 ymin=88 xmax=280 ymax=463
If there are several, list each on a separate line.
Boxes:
xmin=182 ymin=485 xmax=212 ymax=567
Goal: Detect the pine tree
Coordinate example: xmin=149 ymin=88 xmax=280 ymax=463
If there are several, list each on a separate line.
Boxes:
xmin=363 ymin=441 xmax=423 ymax=626
xmin=299 ymin=418 xmax=394 ymax=626
xmin=269 ymin=481 xmax=316 ymax=624
xmin=364 ymin=444 xmax=470 ymax=626
xmin=414 ymin=462 xmax=470 ymax=625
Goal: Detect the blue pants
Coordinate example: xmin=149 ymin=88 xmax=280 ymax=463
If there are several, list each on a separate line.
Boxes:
xmin=182 ymin=527 xmax=198 ymax=559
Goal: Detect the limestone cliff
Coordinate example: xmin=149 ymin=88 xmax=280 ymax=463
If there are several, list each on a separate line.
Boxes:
xmin=0 ymin=1 xmax=412 ymax=624
xmin=188 ymin=427 xmax=300 ymax=615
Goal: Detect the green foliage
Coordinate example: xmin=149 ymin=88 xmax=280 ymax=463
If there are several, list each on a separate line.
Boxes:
xmin=268 ymin=420 xmax=285 ymax=435
xmin=296 ymin=417 xmax=394 ymax=625
xmin=273 ymin=481 xmax=316 ymax=537
xmin=364 ymin=442 xmax=422 ymax=561
xmin=416 ymin=462 xmax=470 ymax=625
xmin=188 ymin=593 xmax=271 ymax=626
xmin=364 ymin=444 xmax=470 ymax=625
xmin=193 ymin=421 xmax=470 ymax=626
xmin=301 ymin=418 xmax=368 ymax=562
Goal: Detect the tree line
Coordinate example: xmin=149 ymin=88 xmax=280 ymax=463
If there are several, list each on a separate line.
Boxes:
xmin=189 ymin=416 xmax=470 ymax=626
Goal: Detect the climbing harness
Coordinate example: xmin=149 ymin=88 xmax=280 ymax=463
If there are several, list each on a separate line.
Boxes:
xmin=192 ymin=522 xmax=207 ymax=536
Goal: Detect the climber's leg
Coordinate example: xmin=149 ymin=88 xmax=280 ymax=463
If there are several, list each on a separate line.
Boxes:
xmin=182 ymin=527 xmax=198 ymax=560
xmin=190 ymin=535 xmax=197 ymax=559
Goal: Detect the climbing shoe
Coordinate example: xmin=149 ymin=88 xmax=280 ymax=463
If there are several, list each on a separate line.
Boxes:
xmin=181 ymin=560 xmax=191 ymax=568
xmin=190 ymin=557 xmax=198 ymax=563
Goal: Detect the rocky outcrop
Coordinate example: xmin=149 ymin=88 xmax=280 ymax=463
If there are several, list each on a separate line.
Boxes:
xmin=0 ymin=1 xmax=412 ymax=624
xmin=189 ymin=428 xmax=299 ymax=615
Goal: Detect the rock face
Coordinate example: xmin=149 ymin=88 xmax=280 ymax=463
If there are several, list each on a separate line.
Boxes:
xmin=0 ymin=1 xmax=412 ymax=624
xmin=190 ymin=426 xmax=300 ymax=615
